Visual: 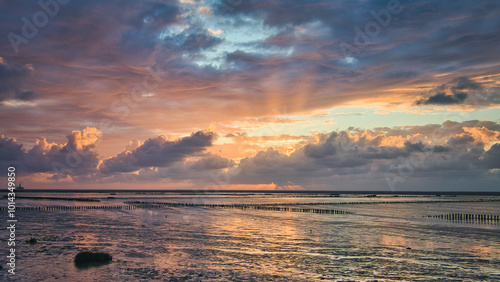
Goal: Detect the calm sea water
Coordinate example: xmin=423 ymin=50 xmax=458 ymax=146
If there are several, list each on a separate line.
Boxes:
xmin=1 ymin=192 xmax=499 ymax=281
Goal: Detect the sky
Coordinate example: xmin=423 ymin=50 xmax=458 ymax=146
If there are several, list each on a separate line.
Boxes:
xmin=0 ymin=0 xmax=499 ymax=191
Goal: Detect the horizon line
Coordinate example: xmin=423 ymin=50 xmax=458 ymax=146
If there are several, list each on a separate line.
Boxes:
xmin=6 ymin=189 xmax=500 ymax=195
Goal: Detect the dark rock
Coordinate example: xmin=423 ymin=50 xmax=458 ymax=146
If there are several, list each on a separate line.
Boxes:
xmin=26 ymin=238 xmax=37 ymax=244
xmin=74 ymin=251 xmax=112 ymax=268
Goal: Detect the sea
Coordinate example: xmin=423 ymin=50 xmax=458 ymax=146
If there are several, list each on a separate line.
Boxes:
xmin=1 ymin=191 xmax=499 ymax=281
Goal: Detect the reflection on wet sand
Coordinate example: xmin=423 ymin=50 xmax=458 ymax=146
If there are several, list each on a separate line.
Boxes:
xmin=0 ymin=193 xmax=499 ymax=281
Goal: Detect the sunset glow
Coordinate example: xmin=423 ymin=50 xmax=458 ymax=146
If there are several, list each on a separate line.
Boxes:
xmin=1 ymin=0 xmax=499 ymax=191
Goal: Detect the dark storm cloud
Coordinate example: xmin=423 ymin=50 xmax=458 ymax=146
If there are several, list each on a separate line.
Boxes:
xmin=100 ymin=131 xmax=216 ymax=174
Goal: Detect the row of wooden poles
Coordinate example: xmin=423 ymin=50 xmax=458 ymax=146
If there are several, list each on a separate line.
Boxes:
xmin=2 ymin=204 xmax=498 ymax=222
xmin=213 ymin=205 xmax=353 ymax=214
xmin=0 ymin=203 xmax=351 ymax=215
xmin=7 ymin=196 xmax=100 ymax=202
xmin=124 ymin=201 xmax=353 ymax=214
xmin=3 ymin=199 xmax=498 ymax=211
xmin=427 ymin=214 xmax=500 ymax=222
xmin=0 ymin=205 xmax=151 ymax=211
xmin=124 ymin=199 xmax=500 ymax=207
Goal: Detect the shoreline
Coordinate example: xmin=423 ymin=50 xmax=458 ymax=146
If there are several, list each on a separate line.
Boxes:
xmin=5 ymin=189 xmax=500 ymax=196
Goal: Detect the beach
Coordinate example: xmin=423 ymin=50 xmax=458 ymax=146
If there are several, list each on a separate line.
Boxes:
xmin=1 ymin=192 xmax=499 ymax=281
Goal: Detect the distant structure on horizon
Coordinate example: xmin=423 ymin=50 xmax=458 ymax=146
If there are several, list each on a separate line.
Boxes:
xmin=17 ymin=183 xmax=24 ymax=190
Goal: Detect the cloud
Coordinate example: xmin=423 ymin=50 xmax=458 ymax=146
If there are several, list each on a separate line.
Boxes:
xmin=450 ymin=76 xmax=482 ymax=92
xmin=2 ymin=121 xmax=499 ymax=191
xmin=99 ymin=130 xmax=216 ymax=174
xmin=482 ymin=143 xmax=500 ymax=169
xmin=221 ymin=120 xmax=500 ymax=189
xmin=0 ymin=135 xmax=24 ymax=164
xmin=333 ymin=112 xmax=364 ymax=117
xmin=417 ymin=92 xmax=467 ymax=105
xmin=66 ymin=127 xmax=102 ymax=151
xmin=303 ymin=133 xmax=337 ymax=158
xmin=1 ymin=0 xmax=500 ymax=146
xmin=181 ymin=32 xmax=223 ymax=51
xmin=0 ymin=57 xmax=38 ymax=102
xmin=1 ymin=1 xmax=500 ymax=191
xmin=188 ymin=153 xmax=235 ymax=170
xmin=446 ymin=133 xmax=475 ymax=147
xmin=416 ymin=76 xmax=499 ymax=106
xmin=198 ymin=7 xmax=213 ymax=17
xmin=130 ymin=2 xmax=180 ymax=30
xmin=0 ymin=127 xmax=101 ymax=179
